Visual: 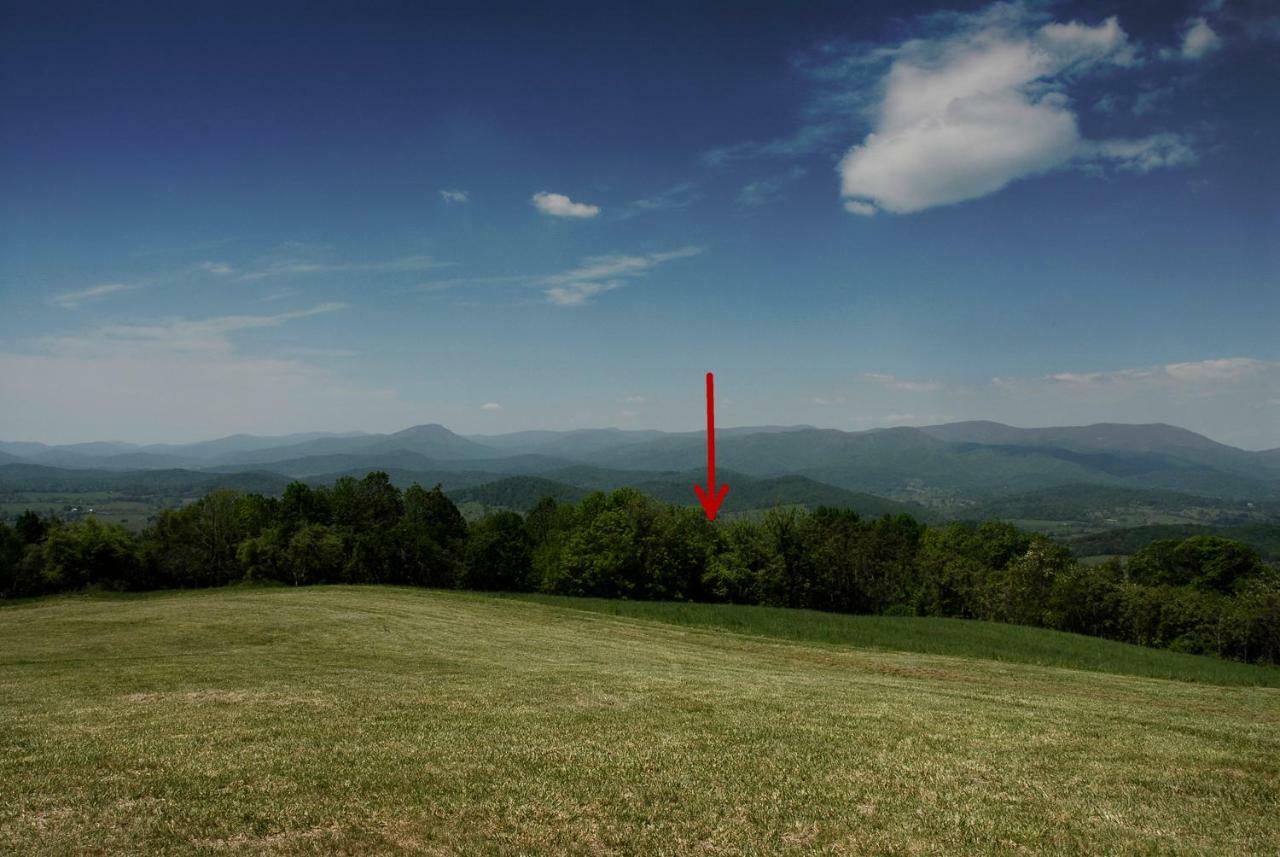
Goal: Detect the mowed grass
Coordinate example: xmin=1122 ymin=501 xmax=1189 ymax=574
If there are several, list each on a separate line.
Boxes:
xmin=508 ymin=594 xmax=1280 ymax=688
xmin=0 ymin=587 xmax=1275 ymax=855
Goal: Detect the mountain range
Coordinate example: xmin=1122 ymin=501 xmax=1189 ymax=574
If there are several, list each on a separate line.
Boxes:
xmin=2 ymin=422 xmax=1278 ymax=518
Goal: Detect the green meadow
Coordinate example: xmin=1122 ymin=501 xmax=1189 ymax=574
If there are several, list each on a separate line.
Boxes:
xmin=2 ymin=586 xmax=1277 ymax=855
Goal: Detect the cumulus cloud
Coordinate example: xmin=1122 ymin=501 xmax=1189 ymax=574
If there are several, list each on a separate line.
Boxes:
xmin=531 ymin=191 xmax=600 ymax=218
xmin=53 ymin=283 xmax=140 ymax=309
xmin=439 ymin=189 xmax=469 ymax=203
xmin=837 ymin=5 xmax=1193 ymax=215
xmin=1171 ymin=17 xmax=1222 ymax=60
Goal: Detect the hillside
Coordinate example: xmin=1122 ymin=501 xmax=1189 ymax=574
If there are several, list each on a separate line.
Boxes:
xmin=964 ymin=484 xmax=1276 ymax=526
xmin=0 ymin=463 xmax=291 ymax=495
xmin=1 ymin=587 xmax=1276 ymax=854
xmin=450 ymin=476 xmax=590 ymax=509
xmin=1067 ymin=523 xmax=1280 ymax=561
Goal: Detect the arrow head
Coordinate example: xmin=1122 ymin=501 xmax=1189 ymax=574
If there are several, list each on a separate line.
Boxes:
xmin=693 ymin=482 xmax=730 ymax=521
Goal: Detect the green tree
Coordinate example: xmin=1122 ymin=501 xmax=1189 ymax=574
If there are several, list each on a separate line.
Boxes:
xmin=286 ymin=524 xmax=347 ymax=586
xmin=0 ymin=522 xmax=26 ymax=596
xmin=463 ymin=512 xmax=533 ymax=591
xmin=237 ymin=526 xmax=290 ymax=584
xmin=38 ymin=519 xmax=142 ymax=592
xmin=14 ymin=510 xmax=49 ymax=546
xmin=143 ymin=490 xmax=247 ymax=588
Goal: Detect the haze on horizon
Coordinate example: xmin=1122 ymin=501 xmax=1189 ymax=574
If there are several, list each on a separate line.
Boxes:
xmin=2 ymin=1 xmax=1277 ymax=449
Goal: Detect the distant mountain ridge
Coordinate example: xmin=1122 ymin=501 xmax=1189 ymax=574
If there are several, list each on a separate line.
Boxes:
xmin=2 ymin=420 xmax=1277 ymax=503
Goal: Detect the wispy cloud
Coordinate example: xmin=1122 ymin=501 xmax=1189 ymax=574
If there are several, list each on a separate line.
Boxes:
xmin=618 ymin=183 xmax=701 ymax=218
xmin=737 ymin=167 xmax=807 ymax=207
xmin=439 ymin=189 xmax=469 ymax=203
xmin=540 ymin=247 xmax=702 ymax=306
xmin=53 ymin=283 xmax=140 ymax=309
xmin=701 ymin=123 xmax=847 ymax=167
xmin=531 ymin=191 xmax=600 ymax=218
xmin=416 ymin=247 xmax=703 ymax=306
xmin=480 ymin=402 xmax=502 ymax=411
xmin=42 ymin=303 xmax=348 ymax=357
xmin=861 ymin=372 xmax=944 ymax=393
xmin=238 ymin=255 xmax=449 ymax=281
xmin=54 ymin=260 xmax=241 ymax=308
xmin=1031 ymin=357 xmax=1274 ymax=387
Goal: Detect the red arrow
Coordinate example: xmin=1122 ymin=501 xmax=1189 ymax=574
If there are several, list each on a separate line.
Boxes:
xmin=693 ymin=372 xmax=729 ymax=520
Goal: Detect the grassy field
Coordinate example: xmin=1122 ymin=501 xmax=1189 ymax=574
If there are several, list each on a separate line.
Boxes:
xmin=2 ymin=587 xmax=1277 ymax=855
xmin=507 ymin=595 xmax=1280 ymax=688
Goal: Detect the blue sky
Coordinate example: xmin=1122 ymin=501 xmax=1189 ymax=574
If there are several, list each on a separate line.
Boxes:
xmin=1 ymin=0 xmax=1277 ymax=447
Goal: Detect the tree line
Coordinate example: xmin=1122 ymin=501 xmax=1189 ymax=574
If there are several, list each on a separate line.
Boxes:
xmin=2 ymin=472 xmax=1277 ymax=665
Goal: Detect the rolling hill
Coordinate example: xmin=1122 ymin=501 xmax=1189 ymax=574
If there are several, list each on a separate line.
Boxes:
xmin=2 ymin=587 xmax=1276 ymax=853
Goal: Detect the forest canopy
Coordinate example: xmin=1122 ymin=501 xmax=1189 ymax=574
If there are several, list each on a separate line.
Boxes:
xmin=2 ymin=471 xmax=1277 ymax=666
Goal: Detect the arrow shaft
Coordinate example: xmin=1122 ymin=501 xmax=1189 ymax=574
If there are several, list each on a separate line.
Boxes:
xmin=705 ymin=372 xmax=716 ymax=490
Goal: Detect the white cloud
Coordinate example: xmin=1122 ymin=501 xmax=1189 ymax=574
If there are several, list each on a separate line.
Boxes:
xmin=415 ymin=247 xmax=701 ymax=306
xmin=1172 ymin=18 xmax=1222 ymax=60
xmin=545 ymin=281 xmax=624 ymax=306
xmin=539 ymin=247 xmax=701 ymax=306
xmin=238 ymin=255 xmax=448 ymax=281
xmin=1164 ymin=357 xmax=1268 ymax=382
xmin=531 ymin=191 xmax=600 ymax=219
xmin=861 ymin=372 xmax=944 ymax=393
xmin=41 ymin=303 xmax=348 ymax=357
xmin=1087 ymin=133 xmax=1195 ymax=173
xmin=1040 ymin=358 xmax=1273 ymax=386
xmin=199 ymin=261 xmax=235 ymax=275
xmin=480 ymin=402 xmax=502 ymax=411
xmin=439 ymin=189 xmax=469 ymax=203
xmin=836 ymin=5 xmax=1192 ymax=215
xmin=53 ymin=283 xmax=139 ymax=309
xmin=843 ymin=200 xmax=878 ymax=217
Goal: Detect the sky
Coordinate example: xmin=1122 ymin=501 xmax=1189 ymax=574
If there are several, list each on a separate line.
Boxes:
xmin=1 ymin=0 xmax=1277 ymax=449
